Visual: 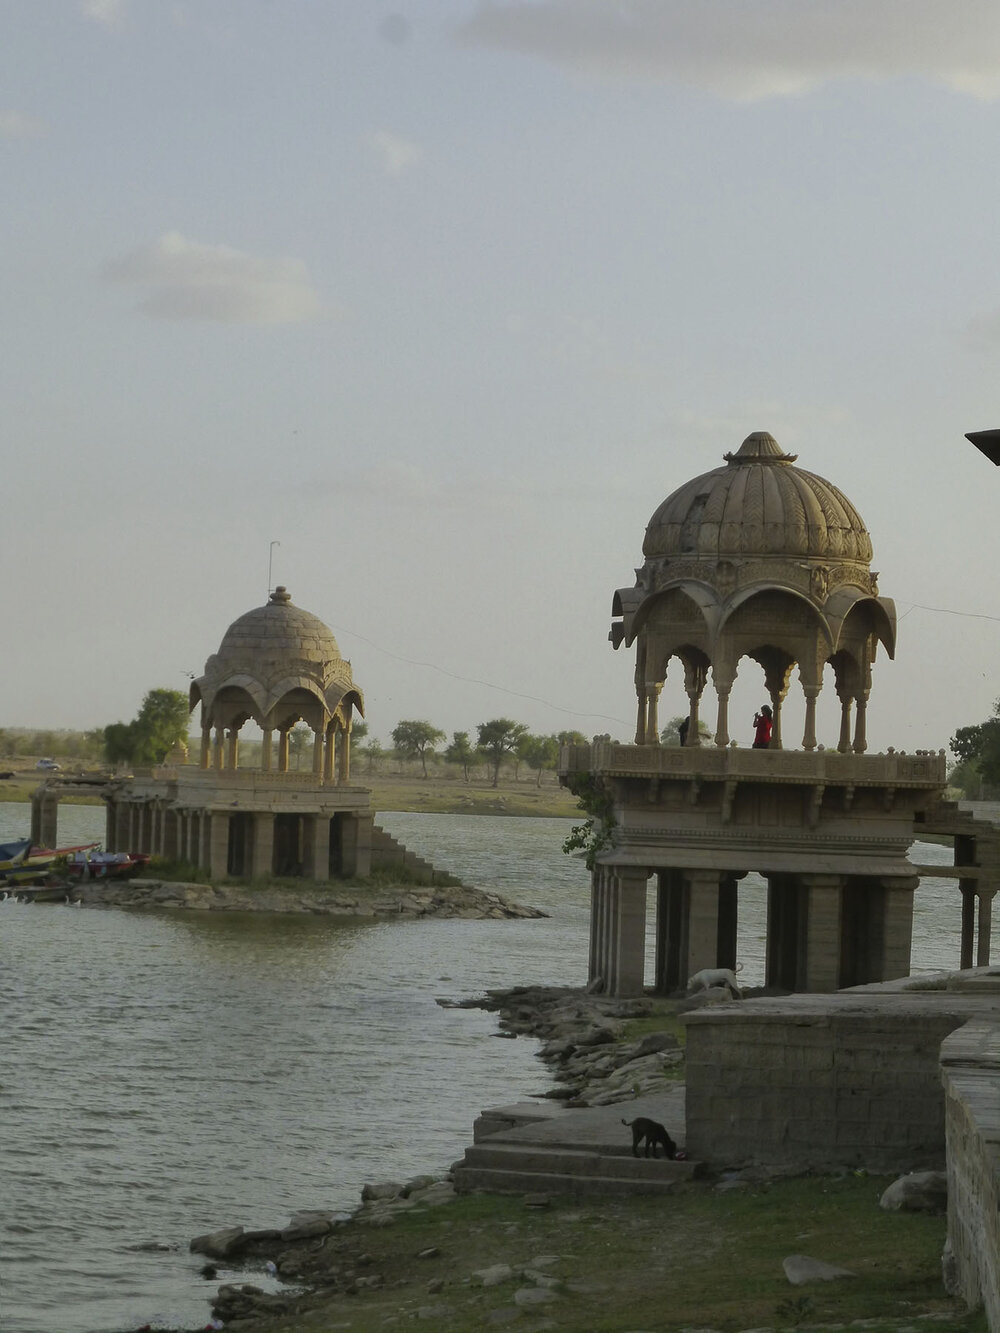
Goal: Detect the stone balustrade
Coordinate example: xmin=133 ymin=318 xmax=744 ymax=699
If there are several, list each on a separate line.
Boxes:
xmin=559 ymin=740 xmax=947 ymax=788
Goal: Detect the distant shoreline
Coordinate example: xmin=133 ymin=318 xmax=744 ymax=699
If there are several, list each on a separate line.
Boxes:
xmin=0 ymin=770 xmax=583 ymax=820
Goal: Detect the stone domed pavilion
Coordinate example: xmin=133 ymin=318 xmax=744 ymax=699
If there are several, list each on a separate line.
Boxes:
xmin=192 ymin=585 xmax=364 ymax=780
xmin=614 ymin=431 xmax=896 ymax=754
xmin=561 ymin=432 xmax=949 ymax=996
xmin=102 ymin=589 xmax=380 ymax=882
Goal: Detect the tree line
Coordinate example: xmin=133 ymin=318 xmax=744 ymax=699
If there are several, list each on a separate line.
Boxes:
xmin=1 ymin=691 xmax=591 ymax=786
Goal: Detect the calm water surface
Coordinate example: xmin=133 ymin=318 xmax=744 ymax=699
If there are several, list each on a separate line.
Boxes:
xmin=0 ymin=802 xmax=984 ymax=1332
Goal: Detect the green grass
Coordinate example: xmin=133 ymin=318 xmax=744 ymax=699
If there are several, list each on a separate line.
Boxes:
xmin=620 ymin=997 xmax=688 ymax=1048
xmin=239 ymin=1174 xmax=983 ymax=1333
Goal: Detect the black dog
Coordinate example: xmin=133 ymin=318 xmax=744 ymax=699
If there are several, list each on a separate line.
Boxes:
xmin=622 ymin=1116 xmax=677 ymax=1159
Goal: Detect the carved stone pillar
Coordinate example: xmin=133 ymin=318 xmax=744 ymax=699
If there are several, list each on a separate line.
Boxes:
xmin=312 ymin=728 xmax=324 ymax=776
xmin=212 ymin=725 xmax=224 ymax=770
xmin=684 ymin=870 xmax=722 ymax=981
xmin=878 ymin=875 xmax=918 ymax=981
xmin=802 ymin=687 xmax=820 ymax=751
xmin=339 ymin=725 xmax=352 ymax=783
xmin=200 ymin=724 xmax=211 ymax=769
xmin=645 ymin=682 xmax=663 ymax=747
xmin=977 ymin=888 xmax=995 ymax=966
xmin=712 ymin=674 xmax=732 ymax=748
xmin=323 ymin=724 xmax=336 ymax=781
xmin=209 ymin=812 xmax=230 ymax=880
xmin=305 ymin=815 xmax=331 ymax=882
xmin=799 ymin=873 xmax=844 ymax=992
xmin=261 ymin=728 xmax=272 ymax=772
xmin=226 ymin=729 xmax=239 ymax=770
xmin=837 ymin=690 xmax=853 ymax=754
xmin=251 ymin=812 xmax=274 ymax=880
xmin=278 ymin=728 xmax=290 ymax=774
xmin=853 ymin=691 xmax=869 ymax=754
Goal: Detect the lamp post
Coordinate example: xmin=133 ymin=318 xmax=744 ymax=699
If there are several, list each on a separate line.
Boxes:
xmin=966 ymin=429 xmax=1000 ymax=465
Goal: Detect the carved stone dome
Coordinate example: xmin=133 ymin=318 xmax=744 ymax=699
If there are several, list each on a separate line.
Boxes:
xmin=192 ymin=586 xmax=361 ymax=726
xmin=642 ymin=432 xmax=873 ymax=564
xmin=212 ymin=585 xmax=342 ymax=673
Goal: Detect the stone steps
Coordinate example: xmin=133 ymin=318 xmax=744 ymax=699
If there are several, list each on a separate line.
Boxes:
xmin=451 ymin=1139 xmax=700 ymax=1198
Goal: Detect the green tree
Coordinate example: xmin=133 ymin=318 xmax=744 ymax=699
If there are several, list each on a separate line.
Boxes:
xmin=391 ymin=719 xmax=446 ymax=777
xmin=361 ymin=737 xmax=385 ymax=773
xmin=520 ymin=733 xmax=560 ymax=787
xmin=287 ymin=724 xmax=312 ymax=770
xmin=477 ymin=718 xmax=529 ymax=788
xmin=951 ymin=702 xmax=1000 ymax=793
xmin=445 ymin=731 xmax=477 ymax=781
xmin=661 ymin=714 xmax=712 ymax=747
xmin=557 ymin=730 xmax=588 ymax=747
xmin=103 ymin=688 xmax=190 ymax=766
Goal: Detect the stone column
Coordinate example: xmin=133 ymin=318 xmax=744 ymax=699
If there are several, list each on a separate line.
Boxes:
xmin=339 ymin=726 xmax=352 ymax=783
xmin=799 ymin=873 xmax=844 ymax=992
xmin=802 ymin=687 xmax=819 ymax=751
xmin=960 ymin=884 xmax=976 ymax=970
xmin=878 ymin=876 xmax=917 ymax=981
xmin=977 ymin=888 xmax=995 ymax=966
xmin=200 ymin=724 xmax=211 ymax=769
xmin=250 ymin=812 xmax=274 ymax=880
xmin=654 ymin=869 xmax=685 ymax=992
xmin=853 ymin=691 xmax=869 ymax=754
xmin=837 ymin=691 xmax=853 ymax=754
xmin=213 ymin=726 xmax=224 ymax=770
xmin=261 ymin=728 xmax=273 ymax=772
xmin=226 ymin=729 xmax=239 ymax=770
xmin=714 ymin=687 xmax=731 ymax=748
xmin=684 ymin=870 xmax=721 ymax=981
xmin=305 ymin=815 xmax=331 ymax=882
xmin=278 ymin=729 xmax=290 ymax=774
xmin=199 ymin=812 xmax=212 ymax=873
xmin=162 ymin=808 xmax=179 ymax=860
xmin=312 ymin=728 xmax=324 ymax=776
xmin=209 ymin=812 xmax=230 ymax=880
xmin=634 ymin=690 xmax=647 ymax=745
xmin=324 ymin=725 xmax=336 ymax=781
xmin=645 ymin=682 xmax=663 ymax=747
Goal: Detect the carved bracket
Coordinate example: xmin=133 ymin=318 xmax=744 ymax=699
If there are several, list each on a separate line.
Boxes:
xmin=721 ymin=779 xmax=738 ymax=824
xmin=808 ymin=784 xmax=825 ymax=828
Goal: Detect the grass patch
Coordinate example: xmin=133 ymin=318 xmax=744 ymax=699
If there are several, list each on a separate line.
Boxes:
xmin=620 ymin=997 xmax=688 ymax=1048
xmin=249 ymin=1175 xmax=982 ymax=1333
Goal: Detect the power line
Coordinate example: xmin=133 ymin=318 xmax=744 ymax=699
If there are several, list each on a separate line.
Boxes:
xmin=328 ymin=621 xmax=630 ymax=727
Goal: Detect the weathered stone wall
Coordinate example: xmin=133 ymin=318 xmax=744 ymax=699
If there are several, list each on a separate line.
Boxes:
xmin=685 ymin=993 xmax=1000 ymax=1173
xmin=941 ymin=1021 xmax=1000 ymax=1324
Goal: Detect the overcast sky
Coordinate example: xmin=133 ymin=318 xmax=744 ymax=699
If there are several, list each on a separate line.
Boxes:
xmin=5 ymin=0 xmax=1000 ymax=757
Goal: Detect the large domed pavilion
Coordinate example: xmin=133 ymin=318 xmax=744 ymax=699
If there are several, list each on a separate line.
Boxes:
xmin=560 ymin=431 xmax=947 ymax=997
xmin=612 ymin=432 xmax=895 ymax=753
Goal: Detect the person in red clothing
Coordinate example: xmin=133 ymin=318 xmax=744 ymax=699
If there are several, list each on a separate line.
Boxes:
xmin=752 ymin=704 xmax=773 ymax=749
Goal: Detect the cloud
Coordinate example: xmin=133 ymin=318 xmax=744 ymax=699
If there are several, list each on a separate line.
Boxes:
xmin=103 ymin=231 xmax=322 ymax=324
xmin=82 ymin=0 xmax=128 ymax=27
xmin=0 ymin=110 xmax=46 ymax=139
xmin=458 ymin=0 xmax=1000 ymax=100
xmin=368 ymin=129 xmax=422 ymax=175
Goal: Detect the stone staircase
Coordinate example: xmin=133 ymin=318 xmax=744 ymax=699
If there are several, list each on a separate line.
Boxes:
xmin=451 ymin=1101 xmax=700 ymax=1198
xmin=369 ymin=824 xmax=463 ymax=886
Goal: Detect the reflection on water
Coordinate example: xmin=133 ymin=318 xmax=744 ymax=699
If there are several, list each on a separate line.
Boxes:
xmin=0 ymin=801 xmax=989 ymax=1332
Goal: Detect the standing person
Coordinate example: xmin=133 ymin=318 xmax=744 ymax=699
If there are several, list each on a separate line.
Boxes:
xmin=752 ymin=705 xmax=773 ymax=749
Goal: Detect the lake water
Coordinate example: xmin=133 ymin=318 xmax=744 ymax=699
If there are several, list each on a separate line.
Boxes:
xmin=0 ymin=802 xmax=982 ymax=1333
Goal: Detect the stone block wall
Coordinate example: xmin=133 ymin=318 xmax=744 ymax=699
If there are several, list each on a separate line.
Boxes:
xmin=368 ymin=824 xmax=462 ymax=887
xmin=685 ymin=995 xmax=983 ymax=1173
xmin=941 ymin=1021 xmax=1000 ymax=1324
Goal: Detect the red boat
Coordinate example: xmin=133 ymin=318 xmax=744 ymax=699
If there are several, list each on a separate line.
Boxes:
xmin=65 ymin=849 xmax=151 ymax=880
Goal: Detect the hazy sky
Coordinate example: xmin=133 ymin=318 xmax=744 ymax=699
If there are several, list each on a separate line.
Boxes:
xmin=6 ymin=0 xmax=1000 ymax=757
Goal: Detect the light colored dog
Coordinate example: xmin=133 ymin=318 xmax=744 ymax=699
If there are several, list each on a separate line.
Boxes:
xmin=687 ymin=965 xmax=743 ymax=999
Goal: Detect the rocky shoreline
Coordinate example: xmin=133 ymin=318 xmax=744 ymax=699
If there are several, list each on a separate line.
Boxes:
xmin=179 ymin=984 xmax=688 ymax=1331
xmin=74 ymin=877 xmax=546 ymax=920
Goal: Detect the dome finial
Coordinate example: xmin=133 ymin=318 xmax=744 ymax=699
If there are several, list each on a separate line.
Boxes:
xmin=724 ymin=431 xmax=797 ymax=464
xmin=269 ymin=585 xmax=292 ymax=605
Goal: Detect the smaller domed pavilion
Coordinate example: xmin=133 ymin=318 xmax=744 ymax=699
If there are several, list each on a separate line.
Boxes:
xmin=561 ymin=433 xmax=949 ymax=996
xmin=191 ymin=585 xmax=363 ymax=781
xmin=103 ymin=589 xmax=377 ymax=881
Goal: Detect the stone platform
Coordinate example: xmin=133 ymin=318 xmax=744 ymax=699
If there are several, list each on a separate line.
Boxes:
xmin=451 ymin=1087 xmax=697 ymax=1198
